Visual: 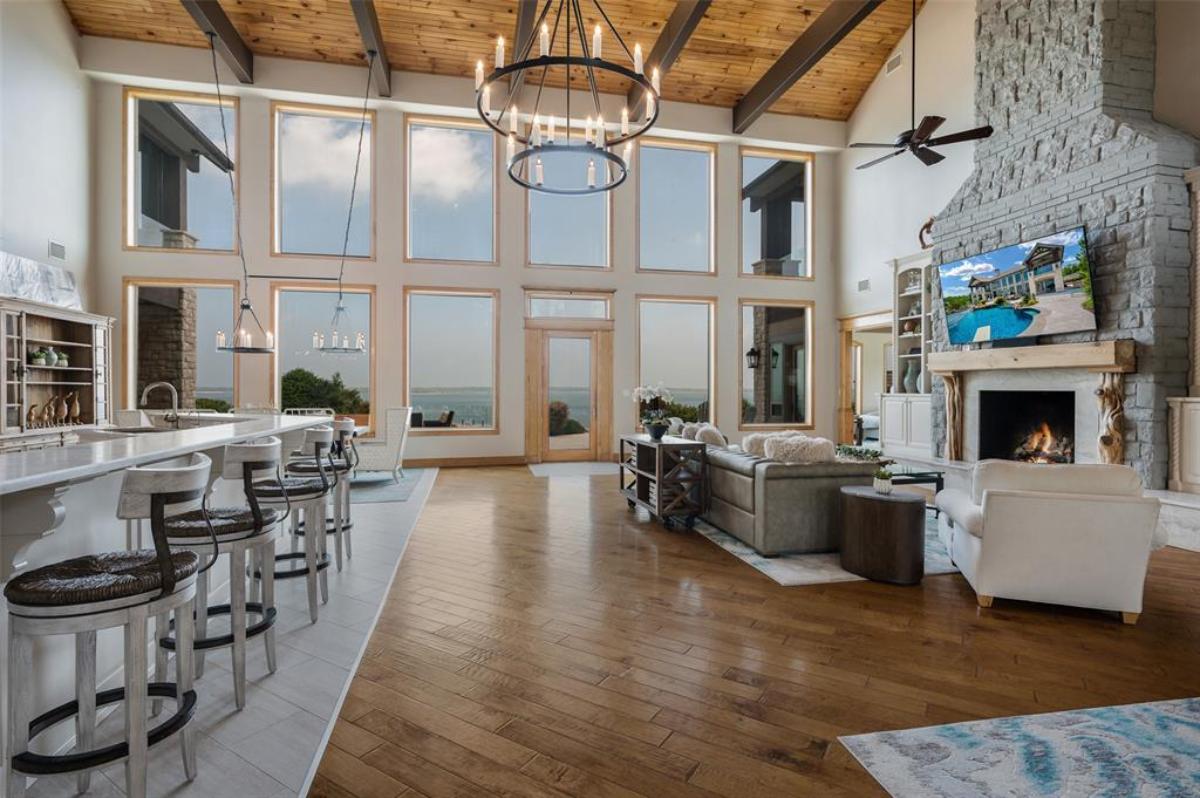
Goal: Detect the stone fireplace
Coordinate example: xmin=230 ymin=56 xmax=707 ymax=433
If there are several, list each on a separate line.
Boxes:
xmin=979 ymin=390 xmax=1075 ymax=463
xmin=927 ymin=0 xmax=1198 ymax=487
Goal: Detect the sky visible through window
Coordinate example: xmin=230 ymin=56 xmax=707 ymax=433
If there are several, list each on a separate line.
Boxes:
xmin=193 ymin=286 xmax=235 ymax=404
xmin=407 ymin=293 xmax=495 ymax=428
xmin=277 ymin=290 xmax=372 ymax=395
xmin=639 ymin=144 xmax=711 ymax=271
xmin=408 ymin=124 xmax=494 ymax=261
xmin=529 ymin=149 xmax=607 ymax=267
xmin=639 ymin=300 xmax=711 ymax=420
xmin=278 ymin=111 xmax=372 ymax=256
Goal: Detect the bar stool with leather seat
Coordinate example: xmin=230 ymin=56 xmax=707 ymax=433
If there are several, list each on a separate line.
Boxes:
xmin=253 ymin=425 xmax=335 ymax=622
xmin=5 ymin=452 xmax=217 ymax=798
xmin=157 ymin=436 xmax=286 ymax=709
xmin=288 ymin=416 xmax=356 ymax=570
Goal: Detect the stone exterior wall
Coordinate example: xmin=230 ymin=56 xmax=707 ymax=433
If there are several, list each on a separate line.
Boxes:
xmin=136 ymin=287 xmax=197 ymax=409
xmin=930 ymin=0 xmax=1197 ymax=487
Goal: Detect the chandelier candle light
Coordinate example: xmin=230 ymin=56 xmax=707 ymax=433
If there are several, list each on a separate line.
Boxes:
xmin=475 ymin=0 xmax=660 ymax=195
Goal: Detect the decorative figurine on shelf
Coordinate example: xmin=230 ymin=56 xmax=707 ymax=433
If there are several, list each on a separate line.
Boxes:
xmin=25 ymin=403 xmax=39 ymax=428
xmin=55 ymin=394 xmax=69 ymax=426
xmin=903 ymin=319 xmax=917 ymax=333
xmin=40 ymin=401 xmax=54 ymax=427
xmin=919 ymin=216 xmax=935 ymax=250
xmin=68 ymin=392 xmax=81 ymax=424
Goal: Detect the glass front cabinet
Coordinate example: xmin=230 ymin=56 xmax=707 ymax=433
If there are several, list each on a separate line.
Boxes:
xmin=1 ymin=298 xmax=114 ymax=446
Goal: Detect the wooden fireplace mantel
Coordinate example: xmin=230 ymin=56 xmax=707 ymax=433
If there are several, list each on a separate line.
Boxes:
xmin=927 ymin=340 xmax=1135 ymax=374
xmin=929 ymin=340 xmax=1136 ymax=464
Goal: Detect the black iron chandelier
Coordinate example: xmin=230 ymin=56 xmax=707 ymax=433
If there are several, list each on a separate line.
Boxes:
xmin=475 ymin=0 xmax=661 ymax=195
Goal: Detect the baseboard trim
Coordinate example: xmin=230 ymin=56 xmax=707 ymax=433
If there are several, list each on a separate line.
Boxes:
xmin=404 ymin=455 xmax=528 ymax=468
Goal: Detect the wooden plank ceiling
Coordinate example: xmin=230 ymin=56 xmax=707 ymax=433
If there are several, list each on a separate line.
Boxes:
xmin=62 ymin=0 xmax=922 ymax=121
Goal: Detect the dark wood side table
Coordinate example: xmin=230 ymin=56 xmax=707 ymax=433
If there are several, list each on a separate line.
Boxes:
xmin=839 ymin=486 xmax=925 ymax=585
xmin=619 ymin=434 xmax=709 ymax=529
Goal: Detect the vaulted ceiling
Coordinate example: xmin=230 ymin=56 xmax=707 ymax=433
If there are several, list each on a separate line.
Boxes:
xmin=62 ymin=0 xmax=921 ymax=122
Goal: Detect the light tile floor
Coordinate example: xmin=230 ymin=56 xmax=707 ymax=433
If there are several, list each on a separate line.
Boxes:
xmin=24 ymin=468 xmax=438 ymax=798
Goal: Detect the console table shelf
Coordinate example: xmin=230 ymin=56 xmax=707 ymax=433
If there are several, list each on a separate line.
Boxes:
xmin=619 ymin=434 xmax=709 ymax=530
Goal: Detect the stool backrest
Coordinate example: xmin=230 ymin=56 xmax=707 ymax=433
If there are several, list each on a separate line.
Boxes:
xmin=221 ymin=436 xmax=282 ymax=481
xmin=303 ymin=425 xmax=334 ymax=457
xmin=332 ymin=417 xmax=355 ymax=460
xmin=117 ymin=452 xmax=212 ymax=521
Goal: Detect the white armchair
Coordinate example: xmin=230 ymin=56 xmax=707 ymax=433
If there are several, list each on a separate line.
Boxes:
xmin=936 ymin=460 xmax=1163 ymax=624
xmin=352 ymin=407 xmax=412 ymax=482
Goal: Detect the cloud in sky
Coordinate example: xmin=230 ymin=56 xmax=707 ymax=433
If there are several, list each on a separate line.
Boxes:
xmin=410 ymin=127 xmax=489 ymax=204
xmin=941 ymin=259 xmax=995 ymax=278
xmin=943 ymin=285 xmax=970 ymax=296
xmin=280 ymin=114 xmax=371 ymax=189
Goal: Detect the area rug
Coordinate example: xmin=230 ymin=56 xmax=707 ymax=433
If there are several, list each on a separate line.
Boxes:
xmin=839 ymin=698 xmax=1200 ymax=798
xmin=349 ymin=469 xmax=427 ymax=503
xmin=694 ymin=514 xmax=957 ymax=586
xmin=528 ymin=461 xmax=621 ymax=478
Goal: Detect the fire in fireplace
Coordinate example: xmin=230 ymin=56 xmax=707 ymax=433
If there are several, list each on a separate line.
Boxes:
xmin=979 ymin=391 xmax=1075 ymax=464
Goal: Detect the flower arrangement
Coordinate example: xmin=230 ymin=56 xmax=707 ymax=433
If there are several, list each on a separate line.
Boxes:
xmin=634 ymin=383 xmax=674 ymax=440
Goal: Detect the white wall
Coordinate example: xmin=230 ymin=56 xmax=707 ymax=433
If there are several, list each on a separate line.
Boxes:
xmin=81 ymin=38 xmax=844 ymax=461
xmin=0 ymin=0 xmax=94 ymax=302
xmin=1154 ymin=0 xmax=1200 ymax=139
xmin=835 ymin=0 xmax=976 ymax=319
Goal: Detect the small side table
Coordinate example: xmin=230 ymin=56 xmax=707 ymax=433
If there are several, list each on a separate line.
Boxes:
xmin=839 ymin=486 xmax=925 ymax=585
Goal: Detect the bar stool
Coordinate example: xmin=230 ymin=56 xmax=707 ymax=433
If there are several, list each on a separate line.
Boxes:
xmin=5 ymin=453 xmax=215 ymax=798
xmin=253 ymin=425 xmax=335 ymax=622
xmin=289 ymin=417 xmax=356 ymax=570
xmin=158 ymin=436 xmax=284 ymax=708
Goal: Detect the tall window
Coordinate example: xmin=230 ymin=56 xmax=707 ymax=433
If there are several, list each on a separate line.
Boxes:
xmin=406 ymin=289 xmax=498 ymax=431
xmin=124 ymin=280 xmax=237 ymax=411
xmin=740 ymin=149 xmax=812 ymax=278
xmin=273 ymin=103 xmax=374 ymax=257
xmin=529 ymin=150 xmax=608 ymax=268
xmin=124 ymin=89 xmax=236 ymax=251
xmin=740 ymin=300 xmax=812 ymax=428
xmin=638 ymin=141 xmax=714 ymax=272
xmin=637 ymin=297 xmax=714 ymax=423
xmin=273 ymin=285 xmax=374 ymax=430
xmin=407 ymin=119 xmax=496 ymax=263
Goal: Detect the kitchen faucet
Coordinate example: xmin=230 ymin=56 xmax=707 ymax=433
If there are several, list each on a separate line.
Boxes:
xmin=140 ymin=382 xmax=180 ymax=426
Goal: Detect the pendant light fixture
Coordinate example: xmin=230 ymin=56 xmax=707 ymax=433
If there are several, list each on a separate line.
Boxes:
xmin=207 ymin=33 xmax=274 ymax=355
xmin=313 ymin=49 xmax=374 ymax=356
xmin=475 ymin=0 xmax=660 ymax=195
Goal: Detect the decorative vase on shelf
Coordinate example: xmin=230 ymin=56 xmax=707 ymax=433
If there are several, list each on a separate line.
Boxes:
xmin=44 ymin=347 xmax=58 ymax=366
xmin=903 ymin=360 xmax=920 ymax=393
xmin=647 ymin=421 xmax=669 ymax=441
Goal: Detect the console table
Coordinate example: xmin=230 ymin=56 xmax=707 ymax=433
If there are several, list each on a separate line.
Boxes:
xmin=619 ymin=434 xmax=708 ymax=529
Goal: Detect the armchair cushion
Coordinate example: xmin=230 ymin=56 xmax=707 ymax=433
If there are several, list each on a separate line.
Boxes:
xmin=935 ymin=488 xmax=983 ymax=538
xmin=971 ymin=460 xmax=1142 ymax=505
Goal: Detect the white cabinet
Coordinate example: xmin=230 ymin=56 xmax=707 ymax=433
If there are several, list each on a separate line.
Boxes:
xmin=880 ymin=394 xmax=932 ymax=460
xmin=1168 ymin=398 xmax=1200 ymax=493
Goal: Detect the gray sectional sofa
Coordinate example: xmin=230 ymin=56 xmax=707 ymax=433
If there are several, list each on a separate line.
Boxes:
xmin=702 ymin=446 xmax=878 ymax=556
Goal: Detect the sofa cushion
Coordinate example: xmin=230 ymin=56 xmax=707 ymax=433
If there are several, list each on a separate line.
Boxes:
xmin=696 ymin=424 xmax=726 ymax=447
xmin=758 ymin=460 xmax=879 ymax=479
xmin=706 ymin=446 xmax=764 ymax=478
xmin=971 ymin=460 xmax=1143 ymax=505
xmin=681 ymin=422 xmax=699 ymax=440
xmin=763 ymin=435 xmax=835 ymax=464
xmin=936 ymin=488 xmax=983 ymax=538
xmin=710 ymin=467 xmax=755 ymax=512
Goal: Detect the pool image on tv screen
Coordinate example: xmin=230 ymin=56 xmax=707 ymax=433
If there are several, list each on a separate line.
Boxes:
xmin=939 ymin=226 xmax=1096 ymax=345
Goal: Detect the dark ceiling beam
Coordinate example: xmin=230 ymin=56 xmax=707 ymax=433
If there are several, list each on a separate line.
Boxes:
xmin=626 ymin=0 xmax=711 ymax=113
xmin=180 ymin=0 xmax=254 ymax=84
xmin=350 ymin=0 xmax=392 ymax=97
xmin=509 ymin=0 xmax=539 ymax=96
xmin=732 ymin=0 xmax=882 ymax=134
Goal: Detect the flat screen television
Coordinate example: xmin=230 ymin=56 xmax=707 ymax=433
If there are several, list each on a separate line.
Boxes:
xmin=938 ymin=226 xmax=1096 ymax=345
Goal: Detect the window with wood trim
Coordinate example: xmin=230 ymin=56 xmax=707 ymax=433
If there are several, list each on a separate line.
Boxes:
xmin=525 ymin=291 xmax=611 ymax=319
xmin=124 ymin=89 xmax=237 ymax=251
xmin=273 ymin=103 xmax=374 ymax=257
xmin=739 ymin=300 xmax=813 ymax=428
xmin=637 ymin=297 xmax=714 ymax=423
xmin=638 ymin=141 xmax=714 ymax=272
xmin=740 ymin=149 xmax=813 ymax=278
xmin=528 ymin=150 xmax=609 ymax=268
xmin=406 ymin=118 xmax=496 ymax=263
xmin=406 ymin=289 xmax=498 ymax=431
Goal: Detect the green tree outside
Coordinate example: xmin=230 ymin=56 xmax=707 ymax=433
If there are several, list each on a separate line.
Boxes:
xmin=280 ymin=368 xmax=369 ymax=414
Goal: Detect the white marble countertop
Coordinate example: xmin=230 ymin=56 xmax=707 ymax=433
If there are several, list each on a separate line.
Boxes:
xmin=0 ymin=415 xmax=324 ymax=496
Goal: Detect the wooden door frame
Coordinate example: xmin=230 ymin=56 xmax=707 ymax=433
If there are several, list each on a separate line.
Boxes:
xmin=837 ymin=309 xmax=892 ymax=444
xmin=524 ymin=318 xmax=614 ymax=463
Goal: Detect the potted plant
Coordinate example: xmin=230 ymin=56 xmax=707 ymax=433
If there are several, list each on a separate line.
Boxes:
xmin=57 ymin=351 xmax=70 ymax=367
xmin=873 ymin=468 xmax=894 ymax=495
xmin=633 ymin=383 xmax=674 ymax=441
xmin=29 ymin=348 xmax=47 ymax=367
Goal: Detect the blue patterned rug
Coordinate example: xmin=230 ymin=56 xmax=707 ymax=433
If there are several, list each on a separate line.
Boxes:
xmin=350 ymin=469 xmax=428 ymax=503
xmin=841 ymin=698 xmax=1200 ymax=797
xmin=695 ymin=514 xmax=956 ymax=586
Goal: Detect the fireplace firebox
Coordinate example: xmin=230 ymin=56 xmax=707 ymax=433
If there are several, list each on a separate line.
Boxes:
xmin=979 ymin=390 xmax=1075 ymax=463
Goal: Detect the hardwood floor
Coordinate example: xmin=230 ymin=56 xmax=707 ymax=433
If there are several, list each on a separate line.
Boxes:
xmin=312 ymin=466 xmax=1200 ymax=797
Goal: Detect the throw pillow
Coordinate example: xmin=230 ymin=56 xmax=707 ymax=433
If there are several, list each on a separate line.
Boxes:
xmin=695 ymin=424 xmax=725 ymax=447
xmin=681 ymin=422 xmax=699 ymax=440
xmin=764 ymin=435 xmax=836 ymax=464
xmin=744 ymin=430 xmax=806 ymax=457
xmin=667 ymin=417 xmax=684 ymax=436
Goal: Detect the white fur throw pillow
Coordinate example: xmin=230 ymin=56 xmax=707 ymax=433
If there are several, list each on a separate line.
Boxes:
xmin=695 ymin=423 xmax=725 ymax=447
xmin=667 ymin=417 xmax=684 ymax=436
xmin=743 ymin=430 xmax=806 ymax=457
xmin=764 ymin=435 xmax=836 ymax=464
xmin=681 ymin=422 xmax=699 ymax=440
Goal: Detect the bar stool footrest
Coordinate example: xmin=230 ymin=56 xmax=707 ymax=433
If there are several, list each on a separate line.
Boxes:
xmin=256 ymin=551 xmax=331 ymax=580
xmin=13 ymin=682 xmax=196 ymax=775
xmin=295 ymin=519 xmax=353 ymax=534
xmin=158 ymin=603 xmax=278 ymax=651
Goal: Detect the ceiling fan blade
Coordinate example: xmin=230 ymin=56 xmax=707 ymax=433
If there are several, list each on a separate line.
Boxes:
xmin=910 ymin=115 xmax=946 ymax=146
xmin=856 ymin=150 xmax=904 ymax=170
xmin=924 ymin=125 xmax=995 ymax=147
xmin=848 ymin=142 xmax=899 ymax=148
xmin=912 ymin=146 xmax=946 ymax=166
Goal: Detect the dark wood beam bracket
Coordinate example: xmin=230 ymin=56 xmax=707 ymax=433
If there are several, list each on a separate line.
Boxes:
xmin=626 ymin=0 xmax=711 ymax=114
xmin=350 ymin=0 xmax=392 ymax=98
xmin=732 ymin=0 xmax=882 ymax=134
xmin=180 ymin=0 xmax=254 ymax=84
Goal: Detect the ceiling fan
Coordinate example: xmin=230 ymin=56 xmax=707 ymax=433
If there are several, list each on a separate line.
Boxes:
xmin=850 ymin=0 xmax=993 ymax=170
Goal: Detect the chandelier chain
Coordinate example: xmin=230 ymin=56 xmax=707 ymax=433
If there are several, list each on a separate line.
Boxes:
xmin=207 ymin=34 xmax=248 ymax=300
xmin=334 ymin=48 xmax=375 ymax=309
